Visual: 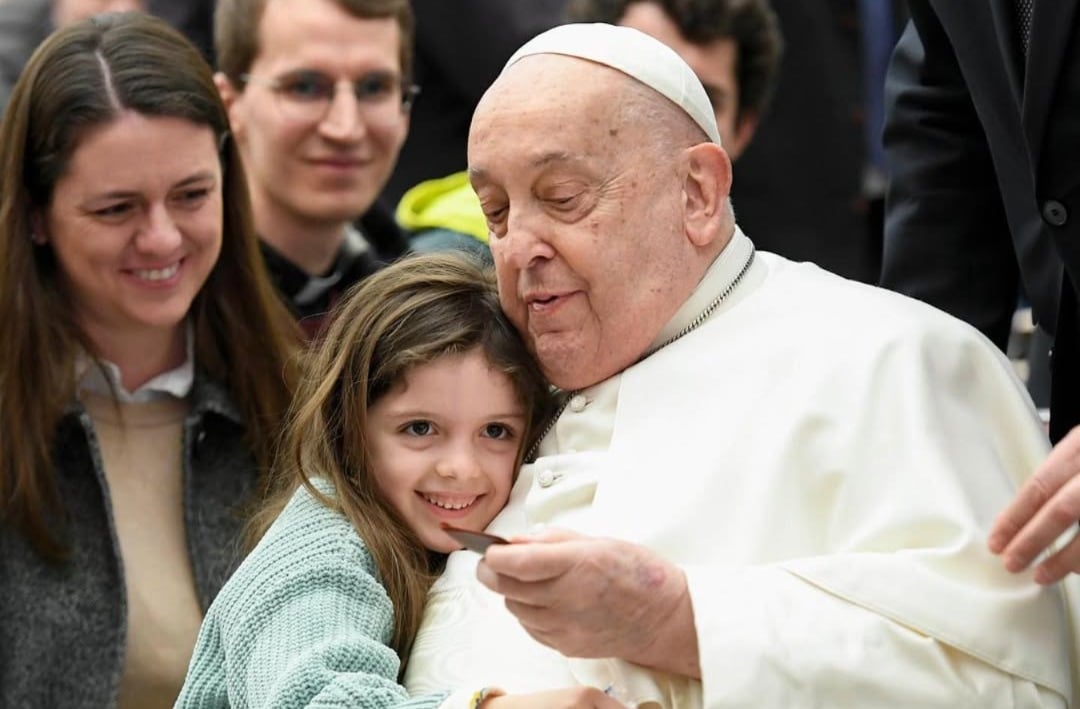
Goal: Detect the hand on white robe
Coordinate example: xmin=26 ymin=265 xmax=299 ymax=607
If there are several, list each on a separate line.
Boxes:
xmin=990 ymin=425 xmax=1080 ymax=583
xmin=475 ymin=528 xmax=700 ymax=680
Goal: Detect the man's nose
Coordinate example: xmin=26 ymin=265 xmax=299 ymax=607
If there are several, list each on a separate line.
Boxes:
xmin=318 ymin=82 xmax=367 ymax=142
xmin=495 ymin=207 xmax=555 ymax=270
xmin=135 ymin=204 xmax=182 ymax=254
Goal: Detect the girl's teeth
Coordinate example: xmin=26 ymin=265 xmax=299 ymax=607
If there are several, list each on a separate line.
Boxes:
xmin=423 ymin=495 xmax=475 ymax=510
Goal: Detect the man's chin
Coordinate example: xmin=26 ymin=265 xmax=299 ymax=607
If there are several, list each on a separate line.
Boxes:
xmin=298 ymin=200 xmax=373 ymax=225
xmin=293 ymin=184 xmax=381 ymax=221
xmin=535 ymin=344 xmax=597 ymax=391
xmin=535 ymin=335 xmax=640 ymax=390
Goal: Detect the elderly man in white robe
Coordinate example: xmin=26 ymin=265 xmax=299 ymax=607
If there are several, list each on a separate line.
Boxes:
xmin=405 ymin=23 xmax=1080 ymax=708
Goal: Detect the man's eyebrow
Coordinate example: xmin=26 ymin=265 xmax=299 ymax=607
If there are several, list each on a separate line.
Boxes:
xmin=530 ymin=150 xmax=575 ymax=169
xmin=469 ymin=151 xmax=578 ymax=184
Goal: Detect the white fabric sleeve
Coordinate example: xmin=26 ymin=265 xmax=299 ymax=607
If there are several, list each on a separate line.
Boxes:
xmin=685 ymin=564 xmax=1066 ymax=708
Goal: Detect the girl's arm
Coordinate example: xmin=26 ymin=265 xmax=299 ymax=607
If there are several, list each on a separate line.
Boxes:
xmin=177 ymin=485 xmax=447 ymax=708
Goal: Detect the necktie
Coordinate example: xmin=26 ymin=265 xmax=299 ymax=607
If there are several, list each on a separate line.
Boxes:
xmin=1015 ymin=0 xmax=1033 ymax=57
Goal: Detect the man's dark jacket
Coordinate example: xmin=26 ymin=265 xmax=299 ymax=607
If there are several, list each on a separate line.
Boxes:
xmin=881 ymin=0 xmax=1080 ymax=439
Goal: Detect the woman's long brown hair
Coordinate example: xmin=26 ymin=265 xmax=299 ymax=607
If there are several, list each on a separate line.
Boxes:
xmin=249 ymin=252 xmax=553 ymax=661
xmin=0 ymin=13 xmax=302 ymax=559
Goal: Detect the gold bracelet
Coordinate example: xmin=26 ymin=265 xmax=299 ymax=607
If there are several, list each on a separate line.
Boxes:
xmin=469 ymin=687 xmax=503 ymax=708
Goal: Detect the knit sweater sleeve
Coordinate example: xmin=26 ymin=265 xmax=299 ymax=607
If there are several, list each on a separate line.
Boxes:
xmin=175 ymin=482 xmax=449 ymax=709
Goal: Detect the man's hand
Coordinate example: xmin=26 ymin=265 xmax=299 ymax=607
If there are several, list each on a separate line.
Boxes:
xmin=988 ymin=425 xmax=1080 ymax=583
xmin=476 ymin=529 xmax=701 ymax=679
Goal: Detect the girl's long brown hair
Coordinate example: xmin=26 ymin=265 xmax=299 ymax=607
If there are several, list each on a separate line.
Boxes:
xmin=0 ymin=13 xmax=302 ymax=559
xmin=249 ymin=252 xmax=553 ymax=660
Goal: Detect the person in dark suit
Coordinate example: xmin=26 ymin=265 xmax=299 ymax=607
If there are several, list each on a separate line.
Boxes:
xmin=882 ymin=0 xmax=1080 ymax=582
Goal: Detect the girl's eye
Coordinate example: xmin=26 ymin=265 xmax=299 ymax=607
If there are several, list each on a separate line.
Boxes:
xmin=483 ymin=423 xmax=514 ymax=440
xmin=403 ymin=420 xmax=433 ymax=436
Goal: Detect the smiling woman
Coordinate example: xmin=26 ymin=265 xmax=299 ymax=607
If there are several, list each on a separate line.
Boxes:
xmin=40 ymin=112 xmax=225 ymax=388
xmin=0 ymin=12 xmax=301 ymax=709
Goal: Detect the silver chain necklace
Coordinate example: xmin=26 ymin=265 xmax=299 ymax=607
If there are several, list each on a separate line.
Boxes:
xmin=525 ymin=244 xmax=756 ymax=461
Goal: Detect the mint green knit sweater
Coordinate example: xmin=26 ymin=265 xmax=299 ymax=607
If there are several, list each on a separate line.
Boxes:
xmin=175 ymin=480 xmax=449 ymax=709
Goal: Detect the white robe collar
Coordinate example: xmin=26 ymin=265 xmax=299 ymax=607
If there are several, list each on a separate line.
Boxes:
xmin=649 ymin=225 xmax=762 ymax=352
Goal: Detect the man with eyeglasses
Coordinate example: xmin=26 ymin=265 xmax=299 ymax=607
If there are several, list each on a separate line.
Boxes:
xmin=214 ymin=0 xmax=414 ymax=337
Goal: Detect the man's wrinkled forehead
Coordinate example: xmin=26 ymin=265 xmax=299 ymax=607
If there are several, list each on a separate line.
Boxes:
xmin=499 ymin=22 xmax=721 ymax=146
xmin=469 ymin=56 xmax=623 ymax=175
xmin=481 ymin=53 xmax=623 ymax=114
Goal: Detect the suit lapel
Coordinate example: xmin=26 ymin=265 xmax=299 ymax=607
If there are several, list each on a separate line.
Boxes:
xmin=988 ymin=0 xmax=1025 ymax=106
xmin=1022 ymin=0 xmax=1079 ymax=159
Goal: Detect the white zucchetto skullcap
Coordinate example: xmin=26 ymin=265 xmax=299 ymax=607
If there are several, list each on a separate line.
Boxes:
xmin=503 ymin=22 xmax=722 ymax=146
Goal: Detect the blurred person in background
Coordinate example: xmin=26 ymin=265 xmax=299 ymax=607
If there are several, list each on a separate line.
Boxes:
xmin=0 ymin=0 xmax=216 ymax=110
xmin=214 ymin=0 xmax=415 ymax=338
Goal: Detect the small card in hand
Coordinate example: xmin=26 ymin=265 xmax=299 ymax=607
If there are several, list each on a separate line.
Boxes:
xmin=440 ymin=523 xmax=509 ymax=554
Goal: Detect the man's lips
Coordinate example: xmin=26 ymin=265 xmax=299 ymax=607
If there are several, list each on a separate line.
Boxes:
xmin=524 ymin=290 xmax=575 ymax=313
xmin=308 ymin=156 xmax=367 ymax=168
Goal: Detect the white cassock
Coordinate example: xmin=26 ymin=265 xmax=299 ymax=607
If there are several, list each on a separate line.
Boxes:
xmin=405 ymin=228 xmax=1080 ymax=708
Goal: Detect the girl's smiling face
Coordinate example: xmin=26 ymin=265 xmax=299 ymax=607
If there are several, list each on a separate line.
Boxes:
xmin=365 ymin=348 xmax=526 ymax=553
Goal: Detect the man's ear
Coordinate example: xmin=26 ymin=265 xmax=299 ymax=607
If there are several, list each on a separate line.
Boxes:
xmin=214 ymin=72 xmax=244 ymax=141
xmin=681 ymin=142 xmax=732 ymax=248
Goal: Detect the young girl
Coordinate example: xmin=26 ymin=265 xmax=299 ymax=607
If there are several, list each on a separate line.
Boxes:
xmin=177 ymin=252 xmax=621 ymax=708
